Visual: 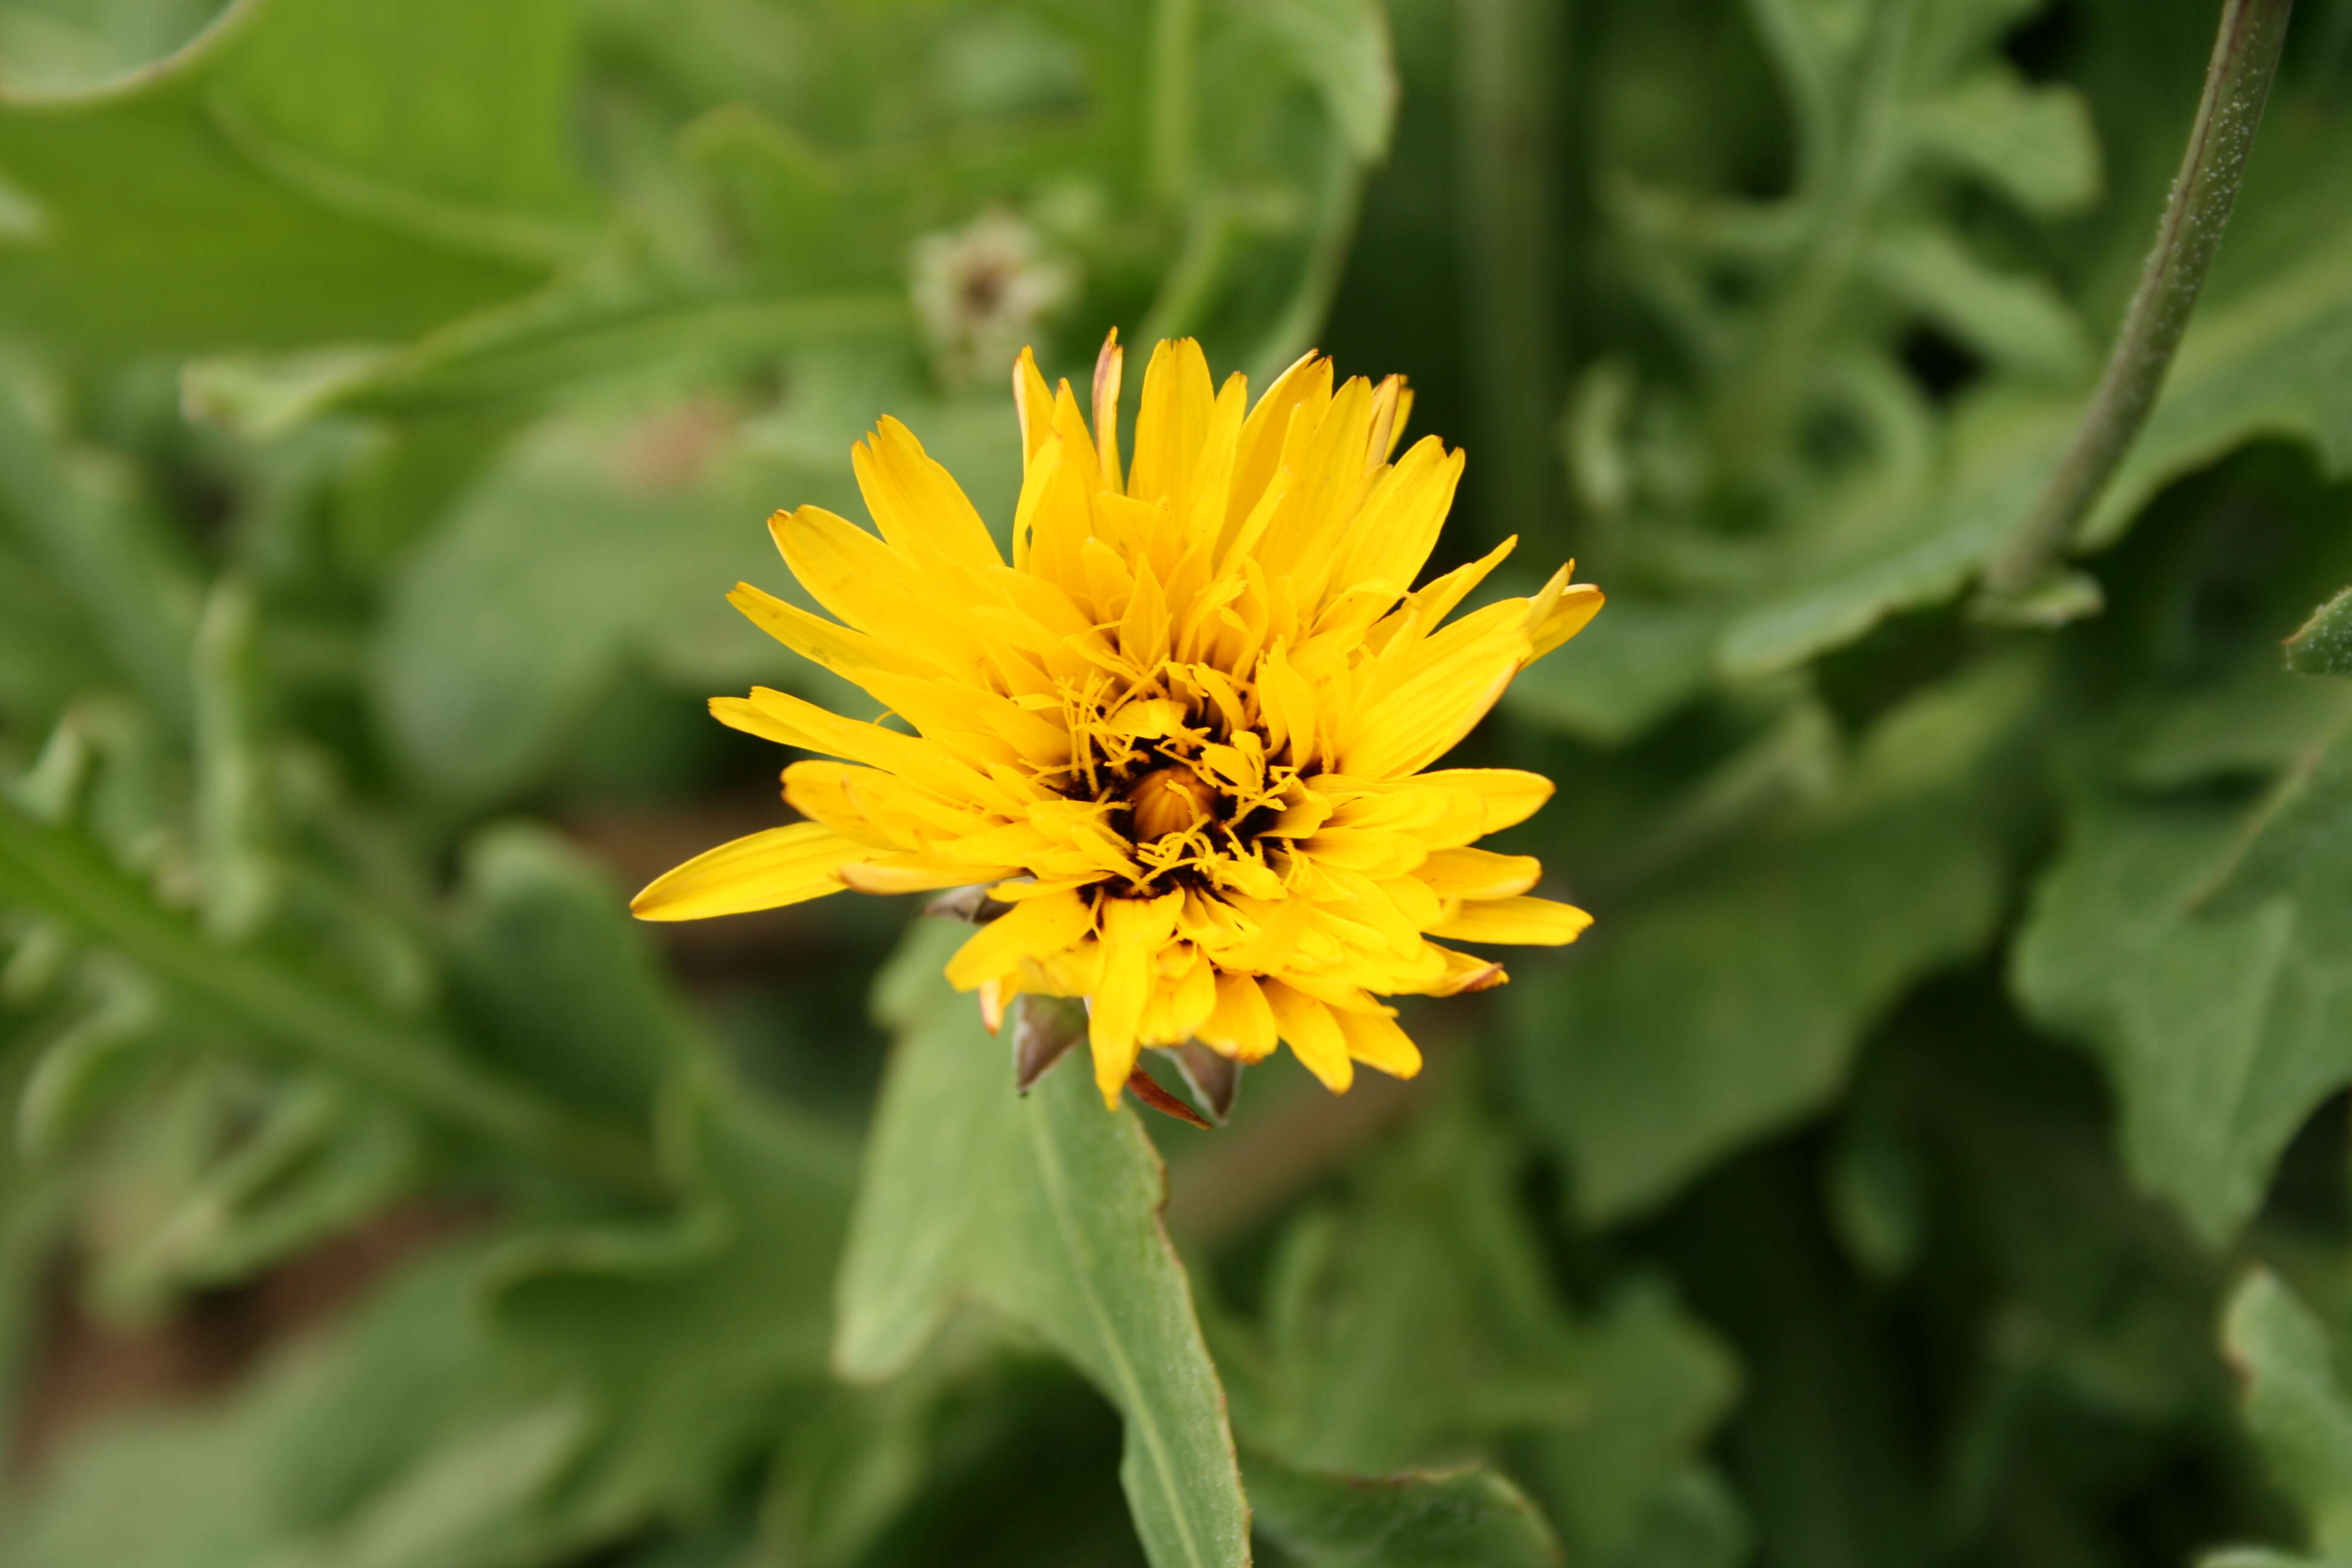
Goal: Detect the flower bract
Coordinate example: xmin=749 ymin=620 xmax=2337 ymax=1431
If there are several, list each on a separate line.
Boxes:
xmin=633 ymin=337 xmax=1602 ymax=1105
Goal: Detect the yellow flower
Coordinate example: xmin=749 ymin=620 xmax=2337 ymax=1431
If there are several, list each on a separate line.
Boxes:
xmin=633 ymin=336 xmax=1602 ymax=1105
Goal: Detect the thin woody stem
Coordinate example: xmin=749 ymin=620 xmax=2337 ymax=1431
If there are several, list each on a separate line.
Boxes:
xmin=1982 ymin=0 xmax=2297 ymax=601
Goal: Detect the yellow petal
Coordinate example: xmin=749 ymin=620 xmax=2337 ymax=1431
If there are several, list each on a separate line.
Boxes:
xmin=630 ymin=822 xmax=860 ymax=921
xmin=1363 ymin=536 xmax=1517 ymax=658
xmin=727 ymin=583 xmax=934 ymax=699
xmin=852 ymin=416 xmax=1004 ymax=572
xmin=1088 ymin=893 xmax=1186 ymax=1104
xmin=1168 ymin=950 xmax=1219 ymax=1039
xmin=768 ymin=506 xmax=983 ymax=672
xmin=1404 ymin=769 xmax=1556 ymax=847
xmin=1333 ymin=436 xmax=1463 ymax=595
xmin=1093 ymin=330 xmax=1126 ymax=490
xmin=1341 ymin=599 xmax=1532 ymax=777
xmin=943 ymin=889 xmax=1096 ymax=990
xmin=1263 ymin=978 xmax=1353 ymax=1093
xmin=838 ymin=855 xmax=1020 ymax=893
xmin=1299 ymin=826 xmax=1428 ymax=879
xmin=1226 ymin=351 xmax=1328 ymax=541
xmin=783 ymin=759 xmax=981 ymax=843
xmin=1255 ymin=643 xmax=1322 ymax=767
xmin=1012 ymin=345 xmax=1056 ymax=464
xmin=1118 ymin=558 xmax=1173 ymax=668
xmin=1529 ymin=581 xmax=1604 ymax=661
xmin=1128 ymin=338 xmax=1216 ymax=514
xmin=1166 ymin=374 xmax=1249 ymax=581
xmin=1422 ymin=942 xmax=1509 ymax=995
xmin=1334 ymin=1008 xmax=1423 ymax=1079
xmin=1416 ymin=846 xmax=1541 ymax=901
xmin=1253 ymin=375 xmax=1376 ymax=593
xmin=1429 ymin=895 xmax=1593 ymax=946
xmin=716 ymin=688 xmax=1016 ymax=811
xmin=1200 ymin=970 xmax=1278 ymax=1061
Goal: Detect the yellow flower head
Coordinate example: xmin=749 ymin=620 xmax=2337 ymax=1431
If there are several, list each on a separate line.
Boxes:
xmin=633 ymin=336 xmax=1602 ymax=1106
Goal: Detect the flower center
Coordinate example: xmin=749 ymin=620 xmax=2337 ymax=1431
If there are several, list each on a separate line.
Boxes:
xmin=1124 ymin=762 xmax=1218 ymax=843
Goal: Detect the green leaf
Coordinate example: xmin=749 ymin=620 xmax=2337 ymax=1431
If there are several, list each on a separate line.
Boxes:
xmin=80 ymin=1072 xmax=420 ymax=1314
xmin=0 ymin=1243 xmax=593 ymax=1568
xmin=1154 ymin=0 xmax=1398 ymax=377
xmin=1227 ymin=0 xmax=1396 ymax=163
xmin=0 ymin=383 xmax=203 ymax=725
xmin=1821 ymin=1097 xmax=1926 ymax=1282
xmin=1722 ymin=86 xmax=2352 ymax=677
xmin=756 ymin=1340 xmax=996 ymax=1568
xmin=1518 ymin=1293 xmax=1748 ymax=1568
xmin=368 ymin=410 xmax=864 ymax=800
xmin=1713 ymin=388 xmax=2069 ymax=678
xmin=1666 ymin=1147 xmax=1930 ymax=1568
xmin=481 ymin=1067 xmax=857 ymax=1535
xmin=1512 ymin=662 xmax=2031 ymax=1221
xmin=1502 ymin=598 xmax=1721 ymax=748
xmin=444 ymin=822 xmax=696 ymax=1127
xmin=206 ymin=0 xmax=595 ymax=244
xmin=1907 ymin=65 xmax=2100 ymax=217
xmin=184 ymin=281 xmax=912 ymax=436
xmin=2119 ymin=661 xmax=2352 ymax=790
xmin=0 ymin=0 xmax=224 ymax=96
xmin=1243 ymin=1451 xmax=1559 ymax=1568
xmin=367 ymin=358 xmax=1040 ymax=802
xmin=2216 ymin=1270 xmax=2352 ymax=1563
xmin=0 ymin=0 xmax=575 ymax=360
xmin=677 ymin=106 xmax=902 ymax=296
xmin=15 ymin=1001 xmax=157 ymax=1165
xmin=0 ymin=525 xmax=113 ymax=730
xmin=2287 ymin=587 xmax=2352 ymax=679
xmin=0 ymin=1070 xmax=854 ymax=1567
xmin=1208 ymin=1094 xmax=1740 ymax=1568
xmin=0 ymin=795 xmax=663 ymax=1194
xmin=835 ymin=919 xmax=1250 ymax=1568
xmin=2012 ymin=712 xmax=2352 ymax=1244
xmin=1575 ymin=0 xmax=2103 ymax=688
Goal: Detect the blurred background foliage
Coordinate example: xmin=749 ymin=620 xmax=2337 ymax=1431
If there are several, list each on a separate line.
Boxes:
xmin=1 ymin=0 xmax=2351 ymax=1564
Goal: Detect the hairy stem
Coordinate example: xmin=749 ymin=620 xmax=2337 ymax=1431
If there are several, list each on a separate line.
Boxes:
xmin=1982 ymin=0 xmax=2297 ymax=601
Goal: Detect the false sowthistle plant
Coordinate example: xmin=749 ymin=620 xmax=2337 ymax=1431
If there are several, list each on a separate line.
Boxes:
xmin=634 ymin=337 xmax=1601 ymax=1114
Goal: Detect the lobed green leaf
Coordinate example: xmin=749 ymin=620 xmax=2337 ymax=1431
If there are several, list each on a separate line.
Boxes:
xmin=835 ymin=918 xmax=1250 ymax=1568
xmin=2013 ymin=716 xmax=2352 ymax=1244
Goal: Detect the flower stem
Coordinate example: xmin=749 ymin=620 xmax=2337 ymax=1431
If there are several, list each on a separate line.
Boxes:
xmin=1981 ymin=0 xmax=2298 ymax=603
xmin=0 ymin=800 xmax=666 ymax=1199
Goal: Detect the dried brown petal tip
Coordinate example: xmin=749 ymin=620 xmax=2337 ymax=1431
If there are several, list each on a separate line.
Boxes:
xmin=1171 ymin=1043 xmax=1243 ymax=1125
xmin=1012 ymin=996 xmax=1085 ymax=1093
xmin=1124 ymin=1067 xmax=1214 ymax=1131
xmin=1457 ymin=963 xmax=1508 ymax=995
